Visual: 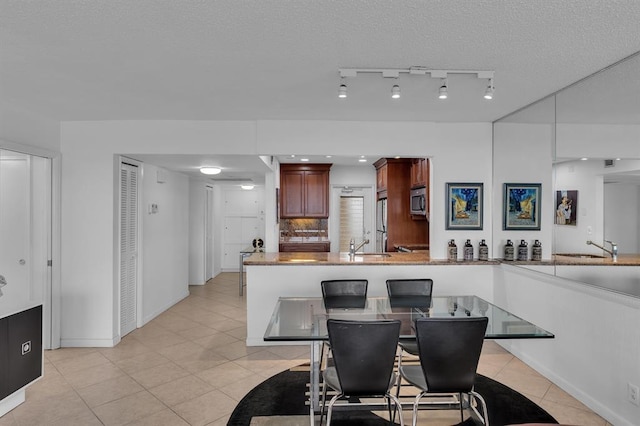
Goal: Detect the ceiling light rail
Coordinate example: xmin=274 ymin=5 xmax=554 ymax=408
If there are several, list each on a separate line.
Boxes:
xmin=337 ymin=67 xmax=495 ymax=100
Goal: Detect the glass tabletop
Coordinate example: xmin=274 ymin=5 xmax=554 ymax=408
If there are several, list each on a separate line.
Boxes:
xmin=263 ymin=295 xmax=554 ymax=341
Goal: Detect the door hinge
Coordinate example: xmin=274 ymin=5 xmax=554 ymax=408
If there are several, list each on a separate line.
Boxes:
xmin=47 ymin=260 xmax=53 ymax=267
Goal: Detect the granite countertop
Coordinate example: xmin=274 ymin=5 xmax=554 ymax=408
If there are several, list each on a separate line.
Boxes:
xmin=552 ymin=253 xmax=640 ymax=266
xmin=279 ymin=237 xmax=330 ymax=243
xmin=243 ymin=251 xmax=500 ymax=266
xmin=243 ymin=251 xmax=640 ymax=266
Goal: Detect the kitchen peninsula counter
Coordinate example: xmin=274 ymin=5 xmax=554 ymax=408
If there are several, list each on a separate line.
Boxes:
xmin=244 ymin=251 xmax=502 ymax=265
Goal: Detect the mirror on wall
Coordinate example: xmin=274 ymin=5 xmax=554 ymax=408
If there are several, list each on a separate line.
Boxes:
xmin=554 ymin=51 xmax=640 ymax=262
xmin=494 ymin=50 xmax=640 ymax=272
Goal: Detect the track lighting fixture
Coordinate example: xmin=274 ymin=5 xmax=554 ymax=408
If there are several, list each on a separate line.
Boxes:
xmin=391 ymin=84 xmax=401 ymax=99
xmin=338 ymin=67 xmax=495 ymax=100
xmin=338 ymin=81 xmax=347 ymax=98
xmin=484 ymin=78 xmax=495 ymax=100
xmin=438 ymin=78 xmax=448 ymax=99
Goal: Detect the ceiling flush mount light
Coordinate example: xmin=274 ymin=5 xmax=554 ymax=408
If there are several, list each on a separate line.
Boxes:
xmin=338 ymin=67 xmax=494 ymax=100
xmin=200 ymin=167 xmax=221 ymax=175
xmin=484 ymin=78 xmax=495 ymax=100
xmin=241 ymin=182 xmax=255 ymax=190
xmin=438 ymin=78 xmax=448 ymax=99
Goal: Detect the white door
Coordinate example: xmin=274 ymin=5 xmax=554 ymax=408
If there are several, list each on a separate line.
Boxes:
xmin=330 ymin=186 xmax=374 ymax=253
xmin=0 ymin=150 xmax=51 ymax=345
xmin=119 ymin=162 xmax=139 ymax=337
xmin=205 ymin=185 xmax=214 ymax=281
xmin=0 ymin=151 xmax=31 ymax=307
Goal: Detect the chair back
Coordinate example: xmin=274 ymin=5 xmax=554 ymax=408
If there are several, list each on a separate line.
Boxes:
xmin=327 ymin=319 xmax=400 ymax=396
xmin=321 ymin=279 xmax=368 ymax=309
xmin=414 ymin=316 xmax=488 ymax=393
xmin=386 ymin=278 xmax=433 ymax=308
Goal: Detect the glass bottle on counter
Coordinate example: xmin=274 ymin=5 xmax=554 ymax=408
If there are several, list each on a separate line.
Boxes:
xmin=532 ymin=239 xmax=542 ymax=261
xmin=463 ymin=239 xmax=474 ymax=261
xmin=504 ymin=239 xmax=514 ymax=261
xmin=517 ymin=239 xmax=528 ymax=261
xmin=447 ymin=239 xmax=458 ymax=261
xmin=478 ymin=239 xmax=489 ymax=261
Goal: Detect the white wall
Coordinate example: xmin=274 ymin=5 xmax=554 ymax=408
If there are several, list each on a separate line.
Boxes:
xmin=0 ymin=102 xmax=60 ymax=152
xmin=493 ymin=122 xmax=554 ymax=260
xmin=59 ymin=120 xmax=492 ymax=344
xmin=140 ymin=164 xmax=190 ymax=325
xmin=495 ymin=264 xmax=640 ymax=426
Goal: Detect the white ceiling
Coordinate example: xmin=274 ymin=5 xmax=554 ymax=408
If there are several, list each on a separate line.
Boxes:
xmin=3 ymin=0 xmax=640 ymax=180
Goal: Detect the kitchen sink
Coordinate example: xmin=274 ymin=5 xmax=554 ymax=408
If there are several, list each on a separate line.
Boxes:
xmin=554 ymin=253 xmax=605 ymax=259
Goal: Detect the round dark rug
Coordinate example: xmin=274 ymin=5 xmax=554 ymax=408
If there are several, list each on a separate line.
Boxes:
xmin=228 ymin=367 xmax=558 ymax=426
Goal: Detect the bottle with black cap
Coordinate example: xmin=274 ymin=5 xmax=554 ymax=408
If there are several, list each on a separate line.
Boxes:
xmin=447 ymin=239 xmax=458 ymax=261
xmin=517 ymin=239 xmax=528 ymax=261
xmin=504 ymin=239 xmax=514 ymax=261
xmin=532 ymin=239 xmax=542 ymax=261
xmin=478 ymin=239 xmax=489 ymax=261
xmin=463 ymin=239 xmax=474 ymax=261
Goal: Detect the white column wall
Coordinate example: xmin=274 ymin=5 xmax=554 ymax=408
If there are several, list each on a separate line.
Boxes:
xmin=189 ymin=178 xmax=207 ymax=285
xmin=140 ymin=164 xmax=190 ymax=326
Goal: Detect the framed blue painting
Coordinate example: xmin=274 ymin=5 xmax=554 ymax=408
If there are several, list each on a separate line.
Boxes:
xmin=503 ymin=183 xmax=541 ymax=230
xmin=445 ymin=183 xmax=483 ymax=230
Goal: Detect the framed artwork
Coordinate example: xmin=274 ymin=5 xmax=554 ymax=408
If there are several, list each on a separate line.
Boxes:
xmin=503 ymin=183 xmax=541 ymax=230
xmin=445 ymin=182 xmax=483 ymax=230
xmin=555 ymin=190 xmax=577 ymax=225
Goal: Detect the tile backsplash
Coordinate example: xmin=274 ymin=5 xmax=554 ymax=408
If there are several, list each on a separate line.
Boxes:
xmin=279 ymin=218 xmax=328 ymax=238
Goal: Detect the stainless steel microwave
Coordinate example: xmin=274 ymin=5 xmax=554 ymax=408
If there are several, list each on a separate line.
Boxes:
xmin=410 ymin=187 xmax=427 ymax=215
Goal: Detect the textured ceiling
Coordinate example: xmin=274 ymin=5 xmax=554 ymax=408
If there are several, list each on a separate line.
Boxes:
xmin=3 ymin=0 xmax=640 ymax=123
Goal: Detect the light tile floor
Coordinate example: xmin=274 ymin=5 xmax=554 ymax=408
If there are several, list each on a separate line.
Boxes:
xmin=0 ymin=273 xmax=610 ymax=426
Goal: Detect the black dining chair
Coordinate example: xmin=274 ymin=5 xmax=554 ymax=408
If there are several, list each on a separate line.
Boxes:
xmin=399 ymin=316 xmax=489 ymax=426
xmin=321 ymin=279 xmax=368 ymax=309
xmin=385 ymin=279 xmax=433 ymax=360
xmin=321 ymin=319 xmax=404 ymax=426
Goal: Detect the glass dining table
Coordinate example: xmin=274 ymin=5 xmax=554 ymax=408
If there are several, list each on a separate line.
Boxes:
xmin=263 ymin=295 xmax=554 ymax=424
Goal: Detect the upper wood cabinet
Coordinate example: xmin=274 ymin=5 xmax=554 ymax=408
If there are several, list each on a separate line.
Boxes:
xmin=280 ymin=164 xmax=332 ymax=218
xmin=410 ymin=158 xmax=429 ymax=189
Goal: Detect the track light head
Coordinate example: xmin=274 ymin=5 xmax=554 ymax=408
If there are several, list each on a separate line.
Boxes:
xmin=391 ymin=84 xmax=401 ymax=99
xmin=338 ymin=83 xmax=347 ymax=98
xmin=484 ymin=79 xmax=495 ymax=100
xmin=438 ymin=78 xmax=448 ymax=99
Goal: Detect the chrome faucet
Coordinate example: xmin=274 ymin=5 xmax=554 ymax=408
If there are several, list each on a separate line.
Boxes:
xmin=349 ymin=238 xmax=370 ymax=256
xmin=586 ymin=240 xmax=618 ymax=261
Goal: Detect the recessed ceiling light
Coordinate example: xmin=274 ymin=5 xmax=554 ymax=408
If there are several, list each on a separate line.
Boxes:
xmin=301 ymin=158 xmax=309 ymax=162
xmin=326 ymin=155 xmax=332 ymax=158
xmin=580 ymin=157 xmax=588 ymax=161
xmin=200 ymin=167 xmax=221 ymax=175
xmin=290 ymin=154 xmax=295 ymax=158
xmin=358 ymin=158 xmax=367 ymax=163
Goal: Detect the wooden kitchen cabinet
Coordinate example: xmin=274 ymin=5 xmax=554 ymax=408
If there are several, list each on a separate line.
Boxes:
xmin=410 ymin=158 xmax=429 ymax=189
xmin=280 ymin=164 xmax=331 ymax=218
xmin=374 ymin=158 xmax=429 ymax=250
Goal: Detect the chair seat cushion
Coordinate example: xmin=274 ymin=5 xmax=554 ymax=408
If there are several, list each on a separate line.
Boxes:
xmin=323 ymin=366 xmax=397 ymax=396
xmin=398 ymin=340 xmax=419 ymax=356
xmin=399 ymin=364 xmax=427 ymax=390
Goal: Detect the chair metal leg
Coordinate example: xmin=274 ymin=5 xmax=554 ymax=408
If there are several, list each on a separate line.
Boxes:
xmin=411 ymin=391 xmax=426 ymax=426
xmin=459 ymin=392 xmax=464 ymax=423
xmin=319 ymin=380 xmax=328 ymax=425
xmin=325 ymin=393 xmax=342 ymax=426
xmin=470 ymin=390 xmax=490 ymax=426
xmin=387 ymin=392 xmax=405 ymax=426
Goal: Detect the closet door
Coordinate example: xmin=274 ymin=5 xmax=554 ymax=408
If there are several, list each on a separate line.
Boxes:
xmin=119 ymin=162 xmax=139 ymax=337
